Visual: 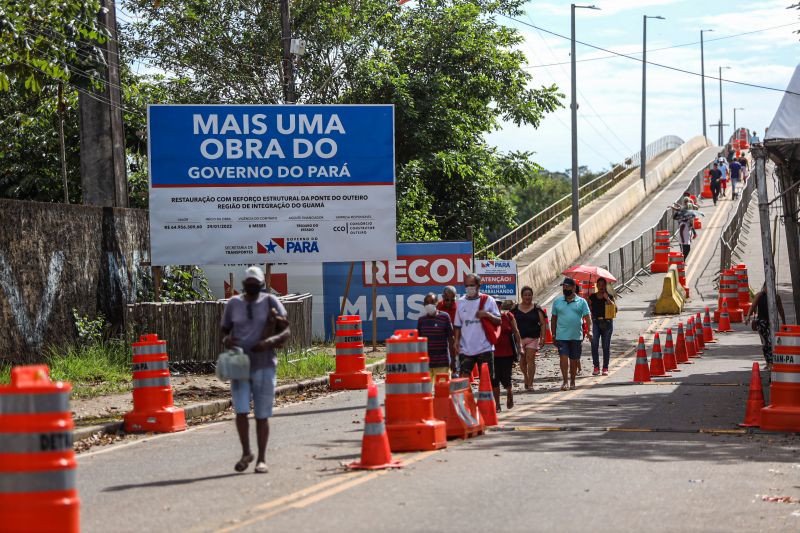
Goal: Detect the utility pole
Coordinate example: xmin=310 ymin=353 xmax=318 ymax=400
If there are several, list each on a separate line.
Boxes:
xmin=79 ymin=0 xmax=128 ymax=207
xmin=700 ymin=29 xmax=712 ymax=140
xmin=733 ymin=107 xmax=744 ymax=133
xmin=753 ymin=145 xmax=780 ymax=357
xmin=280 ymin=0 xmax=296 ymax=104
xmin=641 ymin=15 xmax=664 ymax=191
xmin=57 ymin=82 xmax=69 ymax=203
xmin=718 ymin=65 xmax=731 ymax=146
xmin=570 ymin=4 xmax=600 ymax=252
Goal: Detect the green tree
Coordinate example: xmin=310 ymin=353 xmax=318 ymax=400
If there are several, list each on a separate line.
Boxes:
xmin=121 ymin=0 xmax=563 ymax=245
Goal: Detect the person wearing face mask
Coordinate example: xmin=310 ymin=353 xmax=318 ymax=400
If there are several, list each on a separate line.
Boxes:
xmin=437 ymin=285 xmax=458 ymax=324
xmin=453 ymin=273 xmax=501 ymax=383
xmin=220 ymin=266 xmax=290 ymax=474
xmin=417 ymin=292 xmax=456 ymax=378
xmin=550 ymin=277 xmax=592 ymax=391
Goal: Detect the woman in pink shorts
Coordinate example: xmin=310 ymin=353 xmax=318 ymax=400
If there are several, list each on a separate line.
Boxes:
xmin=512 ymin=286 xmax=546 ymax=390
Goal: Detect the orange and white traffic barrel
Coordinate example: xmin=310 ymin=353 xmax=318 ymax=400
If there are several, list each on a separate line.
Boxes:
xmin=651 ymin=230 xmax=671 ymax=274
xmin=384 ymin=330 xmax=446 ymax=452
xmin=715 ymin=269 xmax=743 ymax=323
xmin=761 ymin=325 xmax=800 ymax=432
xmin=0 ymin=365 xmax=79 ymax=532
xmin=124 ymin=334 xmax=186 ymax=433
xmin=329 ymin=315 xmax=372 ymax=390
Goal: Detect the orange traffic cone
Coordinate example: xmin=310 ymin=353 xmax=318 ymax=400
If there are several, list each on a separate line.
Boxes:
xmin=476 ymin=363 xmax=498 ymax=426
xmin=543 ymin=310 xmax=553 ymax=345
xmin=695 ymin=312 xmax=706 ymax=351
xmin=470 ymin=364 xmax=479 ymax=384
xmin=739 ymin=362 xmax=764 ymax=428
xmin=349 ymin=384 xmax=403 ymax=470
xmin=675 ymin=323 xmax=692 ymax=364
xmin=663 ymin=329 xmax=680 ymax=372
xmin=691 ymin=317 xmax=703 ymax=355
xmin=703 ymin=307 xmax=716 ymax=343
xmin=649 ymin=333 xmax=670 ymax=377
xmin=717 ymin=298 xmax=732 ymax=332
xmin=633 ymin=336 xmax=651 ymax=382
xmin=686 ymin=318 xmax=698 ymax=358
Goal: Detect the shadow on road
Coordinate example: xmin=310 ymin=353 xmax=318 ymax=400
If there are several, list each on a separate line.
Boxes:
xmin=103 ymin=473 xmax=241 ymax=492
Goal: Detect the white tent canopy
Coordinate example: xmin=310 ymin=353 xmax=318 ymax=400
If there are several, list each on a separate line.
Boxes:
xmin=766 ymin=63 xmax=800 ymax=143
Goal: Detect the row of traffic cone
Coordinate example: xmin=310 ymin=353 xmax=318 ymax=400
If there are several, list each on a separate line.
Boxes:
xmin=351 ymin=363 xmax=498 ymax=469
xmin=633 ymin=309 xmax=718 ymax=382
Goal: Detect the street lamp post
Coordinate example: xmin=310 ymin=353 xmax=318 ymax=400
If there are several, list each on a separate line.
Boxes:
xmin=700 ymin=29 xmax=713 ymax=140
xmin=733 ymin=107 xmax=744 ymax=133
xmin=570 ymin=3 xmax=600 ymax=252
xmin=641 ymin=15 xmax=665 ymax=191
xmin=718 ymin=65 xmax=731 ymax=145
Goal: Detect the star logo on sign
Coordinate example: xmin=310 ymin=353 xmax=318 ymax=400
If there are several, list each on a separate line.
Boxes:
xmin=265 ymin=241 xmax=278 ymax=253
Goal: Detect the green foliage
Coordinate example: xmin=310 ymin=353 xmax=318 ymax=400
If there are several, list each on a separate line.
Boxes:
xmin=0 ymin=340 xmax=132 ymax=398
xmin=0 ymin=0 xmax=107 ymax=92
xmin=72 ymin=309 xmax=109 ymax=345
xmin=121 ymin=0 xmax=563 ymax=242
xmin=137 ymin=265 xmax=213 ymax=302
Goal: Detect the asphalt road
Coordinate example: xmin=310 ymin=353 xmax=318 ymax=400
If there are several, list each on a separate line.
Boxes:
xmin=75 ymin=153 xmax=800 ymax=532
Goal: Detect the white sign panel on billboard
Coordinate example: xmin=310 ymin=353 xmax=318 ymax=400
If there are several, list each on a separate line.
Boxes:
xmin=475 ymin=259 xmax=518 ymax=299
xmin=147 ymin=104 xmax=397 ymax=265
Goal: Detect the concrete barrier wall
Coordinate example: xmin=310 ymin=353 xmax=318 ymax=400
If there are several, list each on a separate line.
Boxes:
xmin=518 ymin=136 xmax=712 ymax=298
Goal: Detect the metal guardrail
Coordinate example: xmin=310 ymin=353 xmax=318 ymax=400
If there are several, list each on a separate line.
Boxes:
xmin=606 ymin=162 xmax=707 ymax=291
xmin=479 ymin=135 xmax=684 ymax=259
xmin=719 ymin=174 xmax=756 ymax=272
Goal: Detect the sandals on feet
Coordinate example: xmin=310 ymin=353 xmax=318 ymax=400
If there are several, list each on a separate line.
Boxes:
xmin=560 ymin=383 xmax=569 ymax=391
xmin=254 ymin=461 xmax=268 ymax=474
xmin=235 ymin=453 xmax=254 ymax=473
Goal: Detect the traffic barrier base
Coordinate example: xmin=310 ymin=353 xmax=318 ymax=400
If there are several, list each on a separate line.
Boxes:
xmin=654 ymin=266 xmax=685 ymax=315
xmin=0 ymin=365 xmax=80 ymax=533
xmin=433 ymin=374 xmax=484 ymax=439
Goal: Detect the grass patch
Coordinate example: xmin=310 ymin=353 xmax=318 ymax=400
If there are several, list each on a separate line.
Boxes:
xmin=276 ymin=349 xmax=384 ymax=382
xmin=0 ymin=340 xmax=132 ymax=399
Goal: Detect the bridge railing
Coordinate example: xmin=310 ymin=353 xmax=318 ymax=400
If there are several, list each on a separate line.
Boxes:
xmin=606 ymin=162 xmax=707 ymax=291
xmin=478 ymin=135 xmax=684 ymax=259
xmin=719 ymin=173 xmax=756 ymax=272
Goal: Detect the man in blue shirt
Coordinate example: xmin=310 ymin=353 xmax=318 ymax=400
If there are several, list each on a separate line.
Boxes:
xmin=551 ymin=278 xmax=592 ymax=391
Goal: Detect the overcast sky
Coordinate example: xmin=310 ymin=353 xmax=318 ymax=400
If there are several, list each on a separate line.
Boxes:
xmin=486 ymin=0 xmax=800 ymax=172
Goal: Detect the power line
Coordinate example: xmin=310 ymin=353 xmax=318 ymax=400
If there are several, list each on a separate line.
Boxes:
xmin=502 ymin=14 xmax=800 ymax=97
xmin=521 ymin=21 xmax=800 ymax=70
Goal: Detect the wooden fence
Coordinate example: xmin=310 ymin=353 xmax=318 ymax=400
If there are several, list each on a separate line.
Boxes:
xmin=125 ymin=294 xmax=313 ymax=365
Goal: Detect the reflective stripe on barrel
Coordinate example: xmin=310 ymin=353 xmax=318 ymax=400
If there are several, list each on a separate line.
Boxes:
xmin=336 ymin=323 xmax=361 ymax=331
xmin=131 ymin=360 xmax=169 ymax=372
xmin=335 ymin=347 xmax=364 ymax=356
xmin=133 ymin=377 xmax=171 ymax=389
xmin=133 ymin=344 xmax=167 ymax=356
xmin=386 ymin=341 xmax=427 ymax=354
xmin=336 ymin=335 xmax=363 ymax=344
xmin=385 ymin=362 xmax=429 ymax=374
xmin=363 ymin=421 xmax=385 ymax=436
xmin=772 ymin=372 xmax=800 ymax=383
xmin=0 ymin=431 xmax=73 ymax=453
xmin=385 ymin=382 xmax=431 ymax=395
xmin=452 ymin=393 xmax=478 ymax=426
xmin=0 ymin=392 xmax=70 ymax=414
xmin=776 ymin=336 xmax=800 ymax=347
xmin=450 ymin=380 xmax=469 ymax=392
xmin=0 ymin=470 xmax=76 ymax=494
xmin=773 ymin=354 xmax=800 ymax=365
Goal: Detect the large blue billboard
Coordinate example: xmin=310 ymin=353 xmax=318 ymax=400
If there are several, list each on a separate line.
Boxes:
xmin=322 ymin=241 xmax=473 ymax=341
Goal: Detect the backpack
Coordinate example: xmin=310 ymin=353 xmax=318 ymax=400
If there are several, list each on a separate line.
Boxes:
xmin=478 ymin=293 xmax=501 ymax=345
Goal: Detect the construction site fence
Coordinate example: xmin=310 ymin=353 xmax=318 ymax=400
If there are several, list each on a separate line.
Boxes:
xmin=719 ymin=174 xmax=756 ymax=273
xmin=606 ymin=162 xmax=707 ymax=291
xmin=479 ymin=135 xmax=685 ymax=259
xmin=125 ymin=293 xmax=313 ymax=370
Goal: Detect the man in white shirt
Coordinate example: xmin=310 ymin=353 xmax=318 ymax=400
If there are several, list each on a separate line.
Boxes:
xmin=453 ymin=273 xmax=501 ymax=380
xmin=678 ymin=219 xmax=694 ymax=261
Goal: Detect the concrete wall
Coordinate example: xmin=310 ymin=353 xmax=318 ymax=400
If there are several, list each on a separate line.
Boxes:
xmin=517 ymin=135 xmax=711 ymax=299
xmin=0 ymin=199 xmax=149 ymax=363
